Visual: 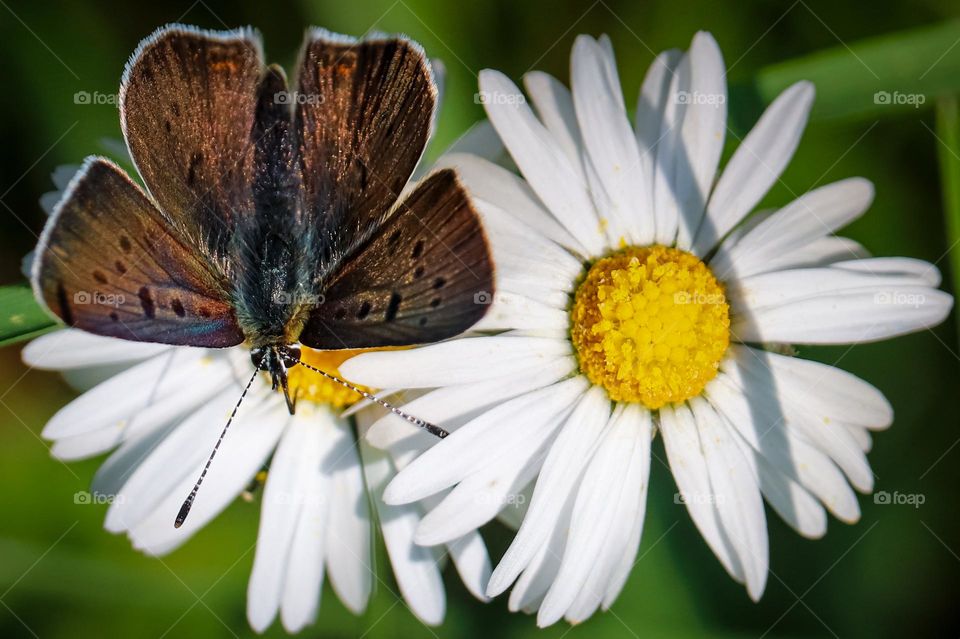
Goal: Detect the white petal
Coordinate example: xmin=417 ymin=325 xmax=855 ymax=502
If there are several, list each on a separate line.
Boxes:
xmin=832 ymin=257 xmax=942 ymax=287
xmin=639 ymin=48 xmax=684 ymax=246
xmin=689 ymin=397 xmax=768 ymax=601
xmin=445 ymin=531 xmax=492 ymax=602
xmin=538 ymin=404 xmax=651 ymax=626
xmin=755 ymin=457 xmax=827 ymax=538
xmin=711 ymin=178 xmax=874 ymax=279
xmin=365 ymin=356 xmax=575 ymax=455
xmin=362 ymin=441 xmax=445 ymax=626
xmin=384 ymin=377 xmax=587 ymax=505
xmin=323 ymin=422 xmax=372 ymax=614
xmin=125 ymin=392 xmax=287 ymax=555
xmin=732 ymin=286 xmax=952 ymax=344
xmin=442 ymin=119 xmax=505 ymax=162
xmin=523 ymin=71 xmax=585 ymax=177
xmin=571 ymin=35 xmax=650 ymax=246
xmin=436 ymin=152 xmax=585 ymax=255
xmin=340 ymin=335 xmax=572 ymax=389
xmin=487 ymin=386 xmax=610 ymax=597
xmin=280 ymin=459 xmax=327 ymax=633
xmin=248 ymin=409 xmax=328 ymax=633
xmin=42 ymin=348 xmax=233 ymax=440
xmin=748 ymin=236 xmax=869 ymax=274
xmin=659 ymin=404 xmax=744 ymax=582
xmin=22 ymin=329 xmax=169 ymax=370
xmin=480 ymin=69 xmax=606 ymax=254
xmin=693 ymin=82 xmax=815 ymax=255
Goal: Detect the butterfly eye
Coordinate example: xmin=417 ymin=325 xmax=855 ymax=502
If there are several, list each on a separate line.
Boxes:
xmin=250 ymin=346 xmax=269 ymax=369
xmin=281 ymin=345 xmax=301 ymax=368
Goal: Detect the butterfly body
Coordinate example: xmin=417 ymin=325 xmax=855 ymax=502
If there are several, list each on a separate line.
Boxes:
xmin=32 ymin=25 xmax=495 ymax=413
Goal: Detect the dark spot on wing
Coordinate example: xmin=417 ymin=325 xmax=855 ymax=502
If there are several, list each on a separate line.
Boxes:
xmin=433 ymin=277 xmax=446 ymax=289
xmin=385 ymin=292 xmax=402 ymax=321
xmin=171 ymin=298 xmax=186 ymax=318
xmin=388 ymin=229 xmax=402 ymax=244
xmin=334 ymin=308 xmax=346 ymax=321
xmin=357 ymin=300 xmax=371 ymax=320
xmin=418 ymin=316 xmax=428 ymax=326
xmin=198 ymin=307 xmax=212 ymax=318
xmin=164 ymin=120 xmax=172 ymax=133
xmin=56 ymin=283 xmax=74 ymax=325
xmin=92 ymin=270 xmax=108 ymax=284
xmin=138 ymin=286 xmax=155 ymax=319
xmin=109 ymin=311 xmax=119 ymax=322
xmin=187 ymin=152 xmax=203 ymax=186
xmin=412 ymin=239 xmax=424 ymax=259
xmin=115 ymin=260 xmax=127 ymax=274
xmin=414 ymin=265 xmax=425 ymax=279
xmin=430 ymin=297 xmax=441 ymax=308
xmin=119 ymin=236 xmax=132 ymax=253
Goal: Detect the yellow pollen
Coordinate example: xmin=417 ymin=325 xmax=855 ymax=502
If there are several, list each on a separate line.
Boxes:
xmin=282 ymin=347 xmax=372 ymax=408
xmin=570 ymin=245 xmax=730 ymax=409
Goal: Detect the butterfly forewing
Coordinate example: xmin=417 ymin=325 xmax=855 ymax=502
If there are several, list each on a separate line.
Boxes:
xmin=299 ymin=169 xmax=494 ymax=349
xmin=295 ymin=32 xmax=436 ymax=272
xmin=120 ymin=26 xmax=265 ymax=248
xmin=32 ymin=158 xmax=244 ymax=348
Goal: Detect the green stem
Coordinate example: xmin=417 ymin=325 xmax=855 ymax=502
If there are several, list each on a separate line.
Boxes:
xmin=935 ymin=96 xmax=960 ymax=338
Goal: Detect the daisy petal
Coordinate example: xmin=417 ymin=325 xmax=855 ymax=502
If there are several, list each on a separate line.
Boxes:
xmin=486 ymin=386 xmax=610 ymax=597
xmin=480 ymin=69 xmax=605 ymax=253
xmin=693 ymin=81 xmax=815 ymax=256
xmin=571 ymin=35 xmax=650 ymax=246
xmin=523 ymin=71 xmax=585 ymax=177
xmin=689 ymin=397 xmax=768 ymax=601
xmin=659 ymin=404 xmax=744 ymax=582
xmin=711 ymin=177 xmax=874 ymax=278
xmin=22 ymin=329 xmax=169 ymax=369
xmin=446 ymin=531 xmax=492 ymax=602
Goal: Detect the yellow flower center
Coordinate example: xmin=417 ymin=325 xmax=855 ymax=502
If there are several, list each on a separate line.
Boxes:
xmin=570 ymin=245 xmax=730 ymax=409
xmin=283 ymin=347 xmax=371 ymax=408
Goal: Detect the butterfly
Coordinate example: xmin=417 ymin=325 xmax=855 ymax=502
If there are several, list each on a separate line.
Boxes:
xmin=31 ymin=24 xmax=496 ymax=413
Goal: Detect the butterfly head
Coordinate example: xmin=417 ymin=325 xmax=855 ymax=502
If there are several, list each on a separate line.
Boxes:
xmin=250 ymin=343 xmax=301 ymax=413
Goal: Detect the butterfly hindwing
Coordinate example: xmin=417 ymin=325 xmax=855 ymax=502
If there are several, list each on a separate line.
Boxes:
xmin=120 ymin=25 xmax=265 ymax=247
xmin=295 ymin=31 xmax=437 ymax=271
xmin=299 ymin=169 xmax=494 ymax=349
xmin=32 ymin=158 xmax=245 ymax=348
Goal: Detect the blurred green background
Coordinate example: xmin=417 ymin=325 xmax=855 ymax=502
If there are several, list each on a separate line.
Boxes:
xmin=2 ymin=0 xmax=959 ymax=637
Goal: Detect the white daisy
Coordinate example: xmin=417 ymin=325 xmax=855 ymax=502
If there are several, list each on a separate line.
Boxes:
xmin=339 ymin=31 xmax=954 ymax=626
xmin=23 ymin=331 xmax=490 ymax=631
xmin=22 ymin=51 xmax=499 ymax=629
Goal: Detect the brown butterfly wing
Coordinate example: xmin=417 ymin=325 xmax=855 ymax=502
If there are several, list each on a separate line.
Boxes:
xmin=295 ymin=31 xmax=436 ymax=272
xmin=298 ymin=169 xmax=494 ymax=349
xmin=32 ymin=158 xmax=245 ymax=347
xmin=120 ymin=25 xmax=265 ymax=247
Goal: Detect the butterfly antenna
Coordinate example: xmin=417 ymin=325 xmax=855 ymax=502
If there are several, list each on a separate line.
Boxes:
xmin=175 ymin=367 xmax=260 ymax=529
xmin=294 ymin=360 xmax=450 ymax=439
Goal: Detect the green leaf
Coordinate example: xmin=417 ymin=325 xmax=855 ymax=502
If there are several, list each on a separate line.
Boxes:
xmin=0 ymin=285 xmax=57 ymax=347
xmin=731 ymin=19 xmax=960 ymax=131
xmin=935 ymin=95 xmax=960 ymax=337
